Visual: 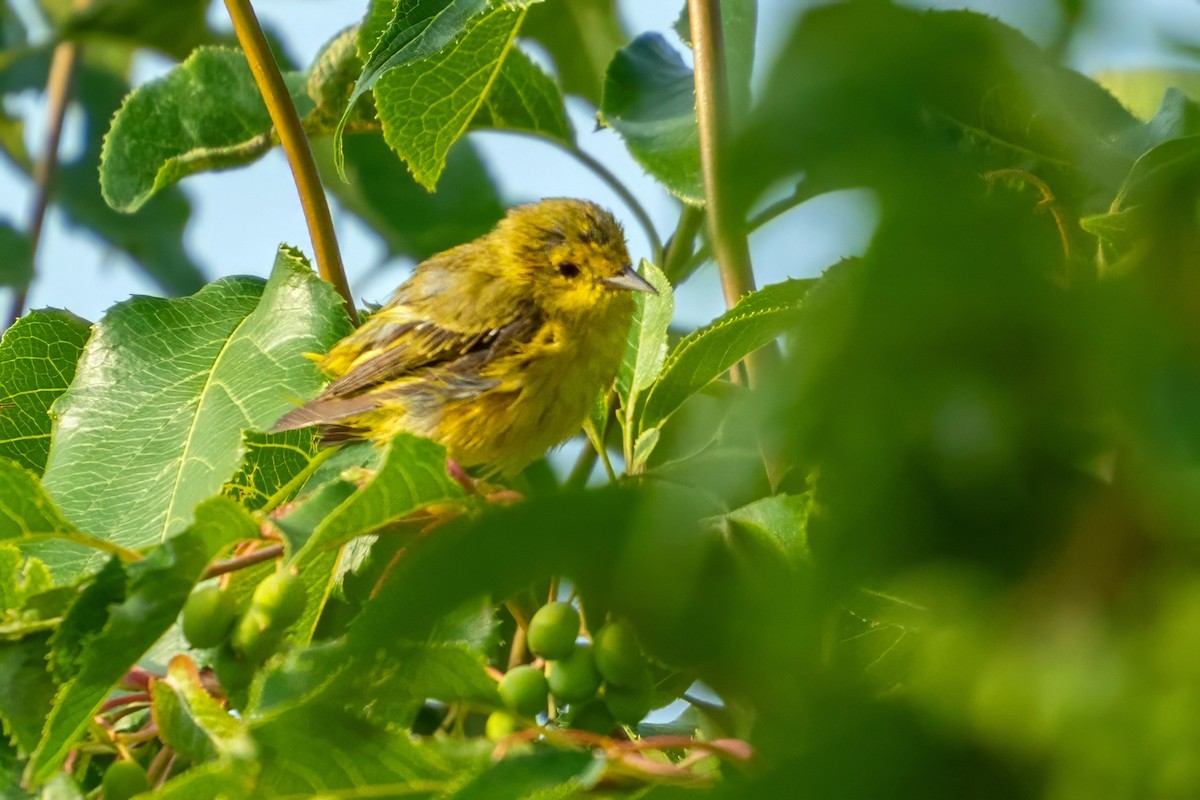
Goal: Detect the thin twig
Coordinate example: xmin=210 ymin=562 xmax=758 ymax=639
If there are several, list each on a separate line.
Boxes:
xmin=203 ymin=543 xmax=283 ymax=579
xmin=688 ymin=0 xmax=778 ymax=386
xmin=5 ymin=39 xmax=79 ymax=328
xmin=223 ymin=0 xmax=358 ymax=325
xmin=661 ymin=204 xmax=705 ymax=283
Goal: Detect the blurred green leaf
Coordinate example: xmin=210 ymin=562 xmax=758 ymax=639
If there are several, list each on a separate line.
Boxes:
xmin=42 ymin=247 xmax=351 ymax=579
xmin=61 ymin=0 xmax=215 ymax=60
xmin=0 ymin=310 xmax=90 ymax=475
xmin=448 ymin=749 xmax=596 ymax=799
xmin=0 ymin=633 xmax=55 ymax=753
xmin=522 ymin=0 xmax=624 ymax=105
xmin=100 ymin=47 xmax=274 ymax=214
xmin=639 ymin=278 xmax=812 ymax=435
xmin=375 ymin=4 xmax=569 ymax=189
xmin=1096 ymin=68 xmax=1200 ymax=121
xmin=0 ymin=222 xmax=31 ymax=289
xmin=717 ymin=492 xmax=810 ymax=568
xmin=600 ymin=34 xmax=702 ymax=204
xmin=318 ymin=133 xmax=505 ymax=261
xmin=151 ymin=654 xmax=253 ymax=764
xmin=27 ymin=497 xmax=254 ymax=784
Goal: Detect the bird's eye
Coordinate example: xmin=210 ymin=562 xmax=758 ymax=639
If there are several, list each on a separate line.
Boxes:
xmin=557 ymin=261 xmax=580 ymax=278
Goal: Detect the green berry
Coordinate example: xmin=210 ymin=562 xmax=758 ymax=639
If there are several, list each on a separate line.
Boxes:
xmin=101 ymin=760 xmax=149 ymax=800
xmin=180 ymin=583 xmax=238 ymax=649
xmin=250 ymin=570 xmax=307 ymax=628
xmin=499 ymin=665 xmax=549 ymax=717
xmin=594 ymin=619 xmax=649 ymax=688
xmin=213 ymin=642 xmax=257 ymax=692
xmin=603 ymin=683 xmax=654 ymax=724
xmin=527 ymin=602 xmax=580 ymax=660
xmin=485 ymin=710 xmax=519 ymax=741
xmin=546 ymin=642 xmax=601 ymax=703
xmin=230 ymin=607 xmax=284 ymax=664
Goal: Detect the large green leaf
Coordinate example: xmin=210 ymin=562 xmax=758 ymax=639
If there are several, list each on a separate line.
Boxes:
xmin=41 ymin=247 xmax=351 ymax=579
xmin=374 ymin=4 xmax=569 ymax=189
xmin=522 ymin=0 xmax=624 ymax=105
xmin=0 ymin=310 xmax=90 ymax=475
xmin=100 ymin=47 xmax=275 ymax=214
xmin=600 ymin=34 xmax=702 ymax=204
xmin=60 ymin=0 xmax=215 ymax=60
xmin=26 ymin=497 xmax=254 ymax=784
xmin=639 ymin=278 xmax=813 ymax=435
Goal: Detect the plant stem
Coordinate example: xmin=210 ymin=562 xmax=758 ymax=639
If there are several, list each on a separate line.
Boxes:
xmin=4 ymin=39 xmax=79 ymax=329
xmin=203 ymin=544 xmax=283 ymax=579
xmin=223 ymin=0 xmax=358 ymax=325
xmin=688 ymin=0 xmax=778 ymax=386
xmin=662 ymin=204 xmax=705 ymax=283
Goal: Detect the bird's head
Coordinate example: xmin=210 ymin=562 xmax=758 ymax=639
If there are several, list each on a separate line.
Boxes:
xmin=499 ymin=198 xmax=655 ymax=319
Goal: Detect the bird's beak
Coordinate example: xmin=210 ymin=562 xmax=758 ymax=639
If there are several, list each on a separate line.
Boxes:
xmin=602 ymin=265 xmax=658 ymax=294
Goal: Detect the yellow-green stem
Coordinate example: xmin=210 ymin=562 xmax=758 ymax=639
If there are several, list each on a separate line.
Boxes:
xmin=688 ymin=0 xmax=778 ymax=386
xmin=223 ymin=0 xmax=358 ymax=325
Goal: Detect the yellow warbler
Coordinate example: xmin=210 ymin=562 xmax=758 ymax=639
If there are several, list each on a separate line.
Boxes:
xmin=273 ymin=198 xmax=654 ymax=476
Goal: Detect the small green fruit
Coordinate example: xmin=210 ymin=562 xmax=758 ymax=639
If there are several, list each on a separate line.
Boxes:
xmin=594 ymin=619 xmax=649 ymax=688
xmin=213 ymin=643 xmax=257 ymax=692
xmin=485 ymin=710 xmax=519 ymax=741
xmin=250 ymin=570 xmax=307 ymax=627
xmin=230 ymin=607 xmax=284 ymax=664
xmin=546 ymin=642 xmax=601 ymax=703
xmin=527 ymin=602 xmax=580 ymax=660
xmin=180 ymin=583 xmax=238 ymax=649
xmin=101 ymin=759 xmax=149 ymax=800
xmin=603 ymin=683 xmax=654 ymax=724
xmin=499 ymin=665 xmax=549 ymax=717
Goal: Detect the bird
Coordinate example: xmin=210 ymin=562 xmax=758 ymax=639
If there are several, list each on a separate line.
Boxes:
xmin=272 ymin=198 xmax=656 ymax=477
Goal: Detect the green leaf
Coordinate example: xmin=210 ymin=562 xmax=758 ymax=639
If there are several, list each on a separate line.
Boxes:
xmin=61 ymin=0 xmax=215 ymax=61
xmin=151 ymin=654 xmax=253 ymax=764
xmin=0 ymin=634 xmax=55 ymax=753
xmin=222 ymin=428 xmax=322 ymax=513
xmin=100 ymin=47 xmax=274 ymax=214
xmin=375 ymin=4 xmax=569 ymax=189
xmin=317 ymin=133 xmax=505 ymax=262
xmin=448 ymin=748 xmax=596 ymax=799
xmin=639 ymin=278 xmax=813 ymax=434
xmin=718 ymin=493 xmax=811 ymax=567
xmin=0 ymin=310 xmax=90 ymax=475
xmin=614 ymin=260 xmax=673 ymax=461
xmin=27 ymin=497 xmax=254 ymax=784
xmin=470 ymin=45 xmax=572 ymax=142
xmin=600 ymin=34 xmax=703 ymax=204
xmin=0 ymin=222 xmax=31 ymax=289
xmin=522 ymin=0 xmax=625 ymax=105
xmin=0 ymin=460 xmax=133 ymax=580
xmin=293 ymin=434 xmax=464 ymax=566
xmin=42 ymin=246 xmax=352 ymax=580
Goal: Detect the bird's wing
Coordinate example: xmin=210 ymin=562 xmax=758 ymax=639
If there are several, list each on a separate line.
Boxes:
xmin=271 ymin=258 xmax=540 ymax=432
